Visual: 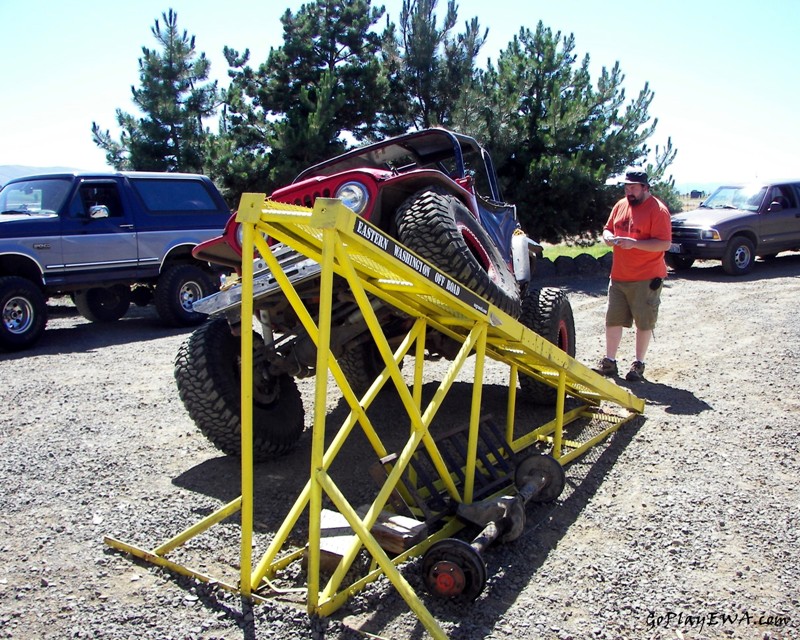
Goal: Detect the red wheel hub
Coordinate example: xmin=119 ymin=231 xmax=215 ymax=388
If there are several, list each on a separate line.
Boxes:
xmin=428 ymin=560 xmax=466 ymax=597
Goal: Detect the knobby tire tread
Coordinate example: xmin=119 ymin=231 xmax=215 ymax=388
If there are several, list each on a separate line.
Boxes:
xmin=519 ymin=287 xmax=576 ymax=405
xmin=174 ymin=318 xmax=304 ymax=461
xmin=394 ymin=188 xmax=521 ymax=317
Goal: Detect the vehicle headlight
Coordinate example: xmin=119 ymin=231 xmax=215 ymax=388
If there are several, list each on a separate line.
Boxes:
xmin=700 ymin=228 xmax=721 ymax=240
xmin=235 ymin=223 xmax=269 ymax=250
xmin=335 ymin=181 xmax=369 ymax=214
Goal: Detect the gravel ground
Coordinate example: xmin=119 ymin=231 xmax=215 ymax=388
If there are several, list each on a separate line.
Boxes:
xmin=1 ymin=255 xmax=799 ymax=640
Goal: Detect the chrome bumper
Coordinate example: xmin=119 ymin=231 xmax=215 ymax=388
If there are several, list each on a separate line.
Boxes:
xmin=193 ymin=244 xmax=321 ymax=316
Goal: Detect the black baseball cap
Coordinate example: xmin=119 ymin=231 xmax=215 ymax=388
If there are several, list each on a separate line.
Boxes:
xmin=621 ymin=169 xmax=649 ymax=186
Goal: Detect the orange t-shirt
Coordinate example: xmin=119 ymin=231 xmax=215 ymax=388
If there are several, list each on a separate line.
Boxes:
xmin=604 ymin=195 xmax=672 ymax=281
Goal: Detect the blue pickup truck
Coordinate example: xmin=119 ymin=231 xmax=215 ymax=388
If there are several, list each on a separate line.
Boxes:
xmin=0 ymin=172 xmax=231 ymax=350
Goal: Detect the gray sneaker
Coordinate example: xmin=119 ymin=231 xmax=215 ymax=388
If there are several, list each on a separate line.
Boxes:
xmin=595 ymin=357 xmax=618 ymax=377
xmin=625 ymin=360 xmax=646 ymax=382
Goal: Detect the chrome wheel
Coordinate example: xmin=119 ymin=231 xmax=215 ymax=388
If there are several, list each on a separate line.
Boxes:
xmin=3 ymin=295 xmax=34 ymax=335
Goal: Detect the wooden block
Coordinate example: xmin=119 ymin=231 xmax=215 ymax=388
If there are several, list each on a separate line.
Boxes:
xmin=315 ymin=509 xmax=356 ymax=574
xmin=311 ymin=509 xmax=428 ymax=568
xmin=358 ymin=507 xmax=428 ymax=555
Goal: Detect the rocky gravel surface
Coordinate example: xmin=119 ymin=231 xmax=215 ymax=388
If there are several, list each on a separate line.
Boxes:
xmin=1 ymin=255 xmax=799 ymax=640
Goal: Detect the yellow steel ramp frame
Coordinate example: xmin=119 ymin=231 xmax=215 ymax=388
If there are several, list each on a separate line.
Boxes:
xmin=106 ymin=194 xmax=644 ymax=640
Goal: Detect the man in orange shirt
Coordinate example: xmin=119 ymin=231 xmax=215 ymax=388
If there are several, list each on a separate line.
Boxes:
xmin=596 ymin=169 xmax=672 ymax=381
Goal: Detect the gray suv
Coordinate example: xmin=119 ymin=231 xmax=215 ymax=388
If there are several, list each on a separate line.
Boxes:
xmin=667 ymin=181 xmax=800 ymax=275
xmin=0 ymin=172 xmax=231 ymax=350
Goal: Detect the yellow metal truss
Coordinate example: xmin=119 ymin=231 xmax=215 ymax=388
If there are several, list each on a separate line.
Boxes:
xmin=106 ymin=194 xmax=644 ymax=640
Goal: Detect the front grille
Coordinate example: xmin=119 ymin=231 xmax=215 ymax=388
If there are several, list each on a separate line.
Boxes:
xmin=280 ymin=188 xmax=332 ymax=208
xmin=671 ymin=226 xmax=701 ymax=241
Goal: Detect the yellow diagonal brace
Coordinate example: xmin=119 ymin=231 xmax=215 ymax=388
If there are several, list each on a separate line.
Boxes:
xmin=154 ymin=497 xmax=242 ymax=556
xmin=330 ymin=236 xmax=461 ymax=501
xmin=464 ymin=323 xmax=488 ymax=503
xmin=252 ymin=230 xmax=384 ymax=451
xmin=316 ymin=470 xmax=447 ymax=640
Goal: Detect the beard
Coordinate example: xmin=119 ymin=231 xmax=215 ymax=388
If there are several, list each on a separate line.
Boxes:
xmin=626 ymin=193 xmax=643 ymax=205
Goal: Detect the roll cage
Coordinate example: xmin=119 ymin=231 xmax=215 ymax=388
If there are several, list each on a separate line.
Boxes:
xmin=294 ymin=128 xmax=506 ymax=205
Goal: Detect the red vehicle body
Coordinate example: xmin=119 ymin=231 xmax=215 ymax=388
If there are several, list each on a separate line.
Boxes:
xmin=175 ymin=129 xmax=575 ymax=461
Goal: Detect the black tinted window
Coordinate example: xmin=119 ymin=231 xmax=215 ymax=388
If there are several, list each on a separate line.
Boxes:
xmin=74 ymin=183 xmax=124 ymax=217
xmin=789 ymin=185 xmax=800 ymax=207
xmin=768 ymin=185 xmax=796 ymax=208
xmin=131 ymin=179 xmax=218 ymax=212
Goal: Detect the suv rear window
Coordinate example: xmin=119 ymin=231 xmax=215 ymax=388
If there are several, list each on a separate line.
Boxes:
xmin=131 ymin=179 xmax=219 ymax=213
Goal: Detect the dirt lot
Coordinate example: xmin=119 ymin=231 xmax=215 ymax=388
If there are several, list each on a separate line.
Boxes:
xmin=1 ymin=255 xmax=798 ymax=640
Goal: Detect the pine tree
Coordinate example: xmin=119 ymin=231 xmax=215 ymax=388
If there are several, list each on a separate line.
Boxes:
xmin=474 ymin=22 xmax=665 ymax=241
xmin=212 ymin=0 xmax=389 ymax=194
xmin=91 ymin=10 xmax=218 ymax=173
xmin=382 ymin=0 xmax=487 ymax=131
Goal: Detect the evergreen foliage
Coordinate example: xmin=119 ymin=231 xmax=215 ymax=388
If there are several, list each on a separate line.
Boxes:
xmin=208 ymin=0 xmax=390 ymax=198
xmin=92 ymin=10 xmax=217 ymax=173
xmin=387 ymin=0 xmax=487 ymax=130
xmin=472 ymin=22 xmax=659 ymax=241
xmin=93 ymin=2 xmax=681 ymax=238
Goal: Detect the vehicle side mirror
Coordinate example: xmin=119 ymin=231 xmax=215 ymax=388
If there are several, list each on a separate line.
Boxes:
xmin=89 ymin=204 xmax=110 ymax=219
xmin=767 ymin=200 xmax=784 ymax=212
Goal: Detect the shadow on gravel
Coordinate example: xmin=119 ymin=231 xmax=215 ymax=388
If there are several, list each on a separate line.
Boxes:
xmin=172 ymin=380 xmax=523 ymax=530
xmin=667 ymin=251 xmax=800 ymax=283
xmin=389 ymin=413 xmax=649 ymax=639
xmin=169 ymin=379 xmax=648 ymax=639
xmin=617 ymin=379 xmax=713 ymax=415
xmin=0 ymin=304 xmax=194 ymax=360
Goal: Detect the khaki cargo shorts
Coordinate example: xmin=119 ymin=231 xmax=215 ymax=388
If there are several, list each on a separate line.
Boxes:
xmin=606 ymin=278 xmax=663 ymax=331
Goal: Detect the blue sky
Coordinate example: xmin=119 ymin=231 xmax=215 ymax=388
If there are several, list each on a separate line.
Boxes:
xmin=1 ymin=0 xmax=797 ymax=190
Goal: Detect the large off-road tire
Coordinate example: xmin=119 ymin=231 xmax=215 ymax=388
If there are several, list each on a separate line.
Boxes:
xmin=174 ymin=318 xmax=305 ymax=461
xmin=74 ymin=285 xmax=131 ymax=322
xmin=0 ymin=276 xmax=48 ymax=351
xmin=338 ymin=342 xmax=383 ymax=396
xmin=155 ymin=264 xmax=217 ymax=326
xmin=519 ymin=287 xmax=576 ymax=405
xmin=722 ymin=236 xmax=755 ymax=275
xmin=394 ymin=188 xmax=521 ymax=317
xmin=338 ymin=340 xmax=405 ymax=396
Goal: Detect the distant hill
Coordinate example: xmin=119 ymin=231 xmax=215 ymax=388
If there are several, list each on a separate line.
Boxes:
xmin=673 ymin=182 xmax=721 ymax=196
xmin=0 ymin=165 xmax=84 ymax=186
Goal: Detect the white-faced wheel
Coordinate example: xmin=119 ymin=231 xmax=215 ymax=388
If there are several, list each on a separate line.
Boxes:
xmin=155 ymin=264 xmax=217 ymax=326
xmin=0 ymin=276 xmax=48 ymax=351
xmin=722 ymin=237 xmax=755 ymax=275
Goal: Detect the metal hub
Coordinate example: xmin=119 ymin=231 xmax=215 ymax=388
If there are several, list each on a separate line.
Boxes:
xmin=427 ymin=560 xmax=466 ymax=597
xmin=421 ymin=538 xmax=487 ymax=601
xmin=514 ymin=454 xmax=566 ymax=503
xmin=3 ymin=296 xmax=34 ymax=335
